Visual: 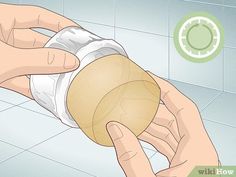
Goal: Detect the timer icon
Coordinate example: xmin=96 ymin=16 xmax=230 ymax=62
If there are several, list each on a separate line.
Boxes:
xmin=174 ymin=12 xmax=224 ymax=63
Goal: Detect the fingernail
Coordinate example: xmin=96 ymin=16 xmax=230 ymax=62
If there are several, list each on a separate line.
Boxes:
xmin=64 ymin=53 xmax=79 ymax=69
xmin=107 ymin=122 xmax=123 ymax=140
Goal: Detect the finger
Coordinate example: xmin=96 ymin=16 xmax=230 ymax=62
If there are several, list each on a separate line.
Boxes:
xmin=107 ymin=121 xmax=155 ymax=177
xmin=0 ymin=76 xmax=33 ymax=99
xmin=156 ymin=161 xmax=190 ymax=177
xmin=147 ymin=71 xmax=194 ymax=117
xmin=147 ymin=71 xmax=204 ymax=138
xmin=14 ymin=5 xmax=79 ymax=31
xmin=156 ymin=166 xmax=178 ymax=177
xmin=6 ymin=29 xmax=50 ymax=48
xmin=154 ymin=104 xmax=180 ymax=142
xmin=145 ymin=123 xmax=178 ymax=152
xmin=0 ymin=46 xmax=80 ymax=83
xmin=139 ymin=132 xmax=174 ymax=162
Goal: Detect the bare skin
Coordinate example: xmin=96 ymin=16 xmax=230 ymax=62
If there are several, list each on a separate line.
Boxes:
xmin=107 ymin=71 xmax=219 ymax=177
xmin=0 ymin=3 xmax=80 ymax=98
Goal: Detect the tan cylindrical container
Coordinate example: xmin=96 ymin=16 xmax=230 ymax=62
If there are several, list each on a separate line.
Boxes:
xmin=30 ymin=27 xmax=160 ymax=147
xmin=67 ymin=54 xmax=160 ymax=146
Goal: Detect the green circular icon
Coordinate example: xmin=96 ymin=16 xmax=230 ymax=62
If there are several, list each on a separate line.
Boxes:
xmin=174 ymin=12 xmax=224 ymax=63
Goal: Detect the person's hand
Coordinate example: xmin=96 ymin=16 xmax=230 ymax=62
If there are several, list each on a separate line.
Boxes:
xmin=106 ymin=71 xmax=219 ymax=177
xmin=0 ymin=3 xmax=80 ymax=98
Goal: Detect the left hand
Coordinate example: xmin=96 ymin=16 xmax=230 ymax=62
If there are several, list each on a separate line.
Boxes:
xmin=0 ymin=3 xmax=80 ymax=98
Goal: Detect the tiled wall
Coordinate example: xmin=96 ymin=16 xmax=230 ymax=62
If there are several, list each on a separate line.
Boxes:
xmin=1 ymin=0 xmax=236 ymax=93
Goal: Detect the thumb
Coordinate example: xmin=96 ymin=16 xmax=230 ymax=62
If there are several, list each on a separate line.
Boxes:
xmin=13 ymin=47 xmax=79 ymax=76
xmin=106 ymin=121 xmax=155 ymax=177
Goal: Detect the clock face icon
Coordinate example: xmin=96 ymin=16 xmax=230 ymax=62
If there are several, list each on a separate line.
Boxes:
xmin=174 ymin=12 xmax=224 ymax=63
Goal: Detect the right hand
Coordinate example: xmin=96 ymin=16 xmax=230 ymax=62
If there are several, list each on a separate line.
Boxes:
xmin=106 ymin=71 xmax=219 ymax=177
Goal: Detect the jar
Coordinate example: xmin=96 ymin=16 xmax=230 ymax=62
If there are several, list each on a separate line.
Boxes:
xmin=30 ymin=27 xmax=160 ymax=146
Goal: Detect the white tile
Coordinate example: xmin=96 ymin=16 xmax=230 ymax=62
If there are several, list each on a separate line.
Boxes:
xmin=169 ymin=0 xmax=224 ymax=37
xmin=19 ymin=100 xmax=56 ymax=118
xmin=224 ymin=48 xmax=236 ymax=93
xmin=19 ymin=0 xmax=63 ymax=15
xmin=75 ymin=21 xmax=114 ymax=39
xmin=223 ymin=5 xmax=236 ymax=47
xmin=224 ymin=0 xmax=236 ymax=7
xmin=32 ymin=28 xmax=55 ymax=37
xmin=0 ymin=0 xmax=19 ymax=4
xmin=203 ymin=120 xmax=236 ymax=165
xmin=202 ymin=92 xmax=236 ymax=127
xmin=149 ymin=151 xmax=169 ymax=174
xmin=115 ymin=28 xmax=169 ymax=78
xmin=64 ymin=0 xmax=115 ymax=26
xmin=184 ymin=0 xmax=224 ymax=5
xmin=140 ymin=140 xmax=156 ymax=152
xmin=0 ymin=101 xmax=14 ymax=112
xmin=170 ymin=39 xmax=224 ymax=90
xmin=0 ymin=88 xmax=30 ymax=105
xmin=170 ymin=80 xmax=222 ymax=111
xmin=115 ymin=0 xmax=168 ymax=35
xmin=144 ymin=148 xmax=156 ymax=159
xmin=0 ymin=141 xmax=23 ymax=163
xmin=0 ymin=106 xmax=68 ymax=149
xmin=0 ymin=151 xmax=94 ymax=177
xmin=31 ymin=128 xmax=156 ymax=177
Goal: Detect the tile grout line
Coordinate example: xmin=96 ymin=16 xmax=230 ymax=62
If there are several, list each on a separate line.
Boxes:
xmin=224 ymin=45 xmax=236 ymax=49
xmin=0 ymin=99 xmax=31 ymax=106
xmin=0 ymin=99 xmax=59 ymax=120
xmin=222 ymin=42 xmax=225 ymax=92
xmin=113 ymin=0 xmax=116 ymax=40
xmin=0 ymin=151 xmax=26 ymax=166
xmin=222 ymin=4 xmax=236 ymax=9
xmin=16 ymin=104 xmax=58 ymax=120
xmin=200 ymin=91 xmax=224 ymax=112
xmin=73 ymin=19 xmax=171 ymax=38
xmin=169 ymin=79 xmax=236 ymax=95
xmin=170 ymin=79 xmax=236 ymax=95
xmin=0 ymin=127 xmax=72 ymax=152
xmin=148 ymin=152 xmax=157 ymax=160
xmin=72 ymin=19 xmax=114 ymax=28
xmin=0 ymin=139 xmax=25 ymax=151
xmin=169 ymin=79 xmax=223 ymax=93
xmin=183 ymin=0 xmax=236 ymax=9
xmin=183 ymin=0 xmax=225 ymax=7
xmin=222 ymin=4 xmax=225 ymax=92
xmin=62 ymin=0 xmax=64 ymax=16
xmin=222 ymin=90 xmax=236 ymax=95
xmin=27 ymin=151 xmax=97 ymax=177
xmin=0 ymin=99 xmax=31 ymax=113
xmin=25 ymin=128 xmax=71 ymax=151
xmin=0 ymin=105 xmax=17 ymax=113
xmin=203 ymin=118 xmax=236 ymax=129
xmin=0 ymin=149 xmax=96 ymax=177
xmin=167 ymin=0 xmax=171 ymax=80
xmin=0 ymin=129 xmax=73 ymax=167
xmin=115 ymin=26 xmax=170 ymax=38
xmin=143 ymin=147 xmax=157 ymax=154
